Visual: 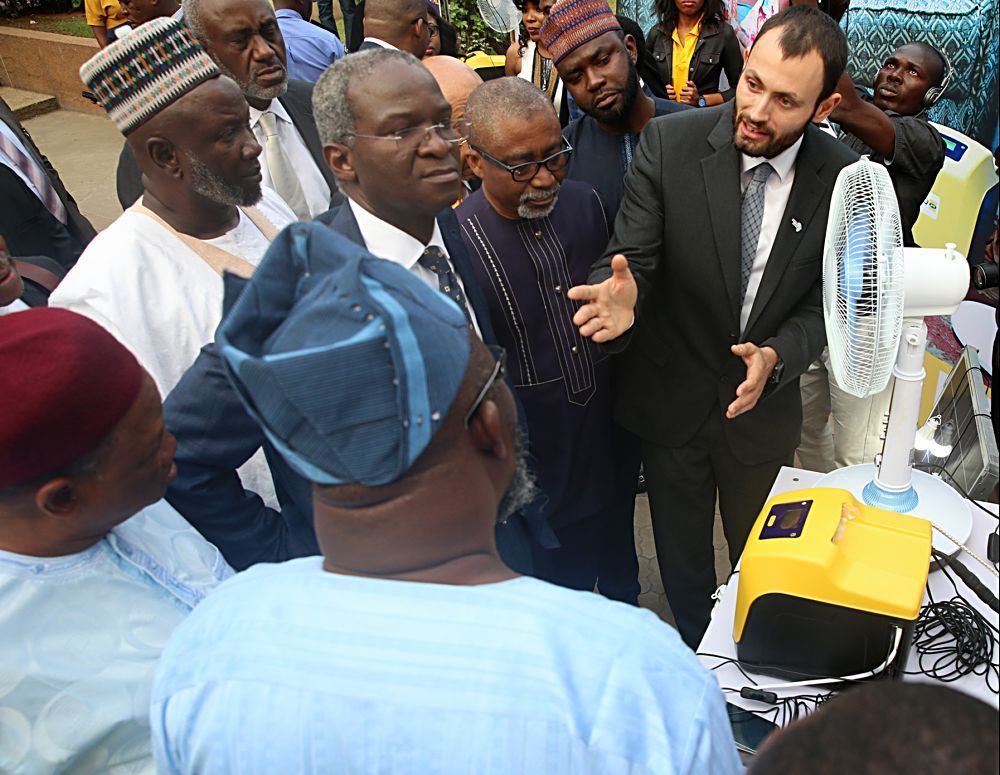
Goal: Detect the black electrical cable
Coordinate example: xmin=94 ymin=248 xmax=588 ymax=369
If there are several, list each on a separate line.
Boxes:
xmin=903 ymin=558 xmax=999 ymax=694
xmin=918 ymin=462 xmax=999 ymax=522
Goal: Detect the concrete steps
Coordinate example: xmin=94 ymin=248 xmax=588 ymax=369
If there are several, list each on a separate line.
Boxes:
xmin=0 ymin=86 xmax=59 ymax=120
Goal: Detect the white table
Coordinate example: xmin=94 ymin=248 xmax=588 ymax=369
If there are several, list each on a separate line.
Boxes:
xmin=697 ymin=466 xmax=999 ymax=721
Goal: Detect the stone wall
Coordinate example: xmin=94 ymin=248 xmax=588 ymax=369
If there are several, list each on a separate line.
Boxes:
xmin=0 ymin=27 xmax=102 ymax=113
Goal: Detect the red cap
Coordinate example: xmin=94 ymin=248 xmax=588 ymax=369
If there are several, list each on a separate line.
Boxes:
xmin=0 ymin=308 xmax=144 ymax=488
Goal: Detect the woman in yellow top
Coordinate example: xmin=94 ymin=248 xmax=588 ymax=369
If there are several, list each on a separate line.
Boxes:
xmin=646 ymin=0 xmax=743 ymax=107
xmin=84 ymin=0 xmax=130 ymax=47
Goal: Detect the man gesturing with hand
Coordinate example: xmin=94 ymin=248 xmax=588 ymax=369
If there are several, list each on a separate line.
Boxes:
xmin=568 ymin=6 xmax=858 ymax=647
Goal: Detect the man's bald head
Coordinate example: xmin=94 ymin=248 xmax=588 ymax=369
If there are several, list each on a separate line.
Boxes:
xmin=465 ymin=77 xmax=557 ymax=153
xmin=423 ymin=55 xmax=483 ymax=123
xmin=364 ymin=0 xmax=430 ymax=57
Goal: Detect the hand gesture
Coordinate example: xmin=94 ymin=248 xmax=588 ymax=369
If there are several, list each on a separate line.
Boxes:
xmin=680 ymin=80 xmax=700 ymax=105
xmin=665 ymin=84 xmax=678 ymax=101
xmin=726 ymin=344 xmax=778 ymax=419
xmin=568 ymin=255 xmax=638 ymax=343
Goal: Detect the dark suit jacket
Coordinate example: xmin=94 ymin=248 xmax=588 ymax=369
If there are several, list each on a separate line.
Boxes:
xmin=114 ymin=79 xmax=339 ymax=209
xmin=646 ymin=17 xmax=743 ymax=101
xmin=163 ymin=206 xmax=504 ymax=570
xmin=0 ymin=99 xmax=96 ymax=270
xmin=357 ymin=39 xmax=386 ymax=52
xmin=592 ymin=103 xmax=858 ymax=465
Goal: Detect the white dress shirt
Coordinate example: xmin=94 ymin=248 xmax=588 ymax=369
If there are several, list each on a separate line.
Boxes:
xmin=249 ymin=99 xmax=331 ymax=219
xmin=347 ymin=197 xmax=483 ymax=338
xmin=0 ymin=120 xmax=43 ymax=201
xmin=362 ymin=37 xmax=397 ymax=49
xmin=739 ymin=135 xmax=803 ymax=333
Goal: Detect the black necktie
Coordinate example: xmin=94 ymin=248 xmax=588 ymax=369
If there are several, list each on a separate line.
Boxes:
xmin=418 ymin=246 xmax=473 ymax=326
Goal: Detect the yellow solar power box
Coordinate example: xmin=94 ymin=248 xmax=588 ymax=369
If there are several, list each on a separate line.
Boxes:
xmin=734 ymin=488 xmax=931 ymax=681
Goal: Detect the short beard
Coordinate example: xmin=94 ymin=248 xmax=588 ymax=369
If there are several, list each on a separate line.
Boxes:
xmin=188 ymin=153 xmax=261 ymax=207
xmin=588 ymin=63 xmax=640 ymax=124
xmin=215 ymin=58 xmax=288 ymax=103
xmin=517 ymin=181 xmax=560 ymax=219
xmin=732 ymin=108 xmax=809 ymax=159
xmin=497 ymin=429 xmax=539 ymax=520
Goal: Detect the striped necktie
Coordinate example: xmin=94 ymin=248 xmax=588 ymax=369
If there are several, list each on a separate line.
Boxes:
xmin=0 ymin=129 xmax=68 ymax=224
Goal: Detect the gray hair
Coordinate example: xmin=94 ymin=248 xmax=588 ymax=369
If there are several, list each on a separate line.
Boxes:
xmin=181 ymin=0 xmax=207 ymax=43
xmin=312 ymin=48 xmax=421 ymax=147
xmin=465 ymin=77 xmax=558 ymax=150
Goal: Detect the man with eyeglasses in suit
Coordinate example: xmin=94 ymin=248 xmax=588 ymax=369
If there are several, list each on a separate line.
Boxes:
xmin=454 ymin=77 xmax=640 ymax=604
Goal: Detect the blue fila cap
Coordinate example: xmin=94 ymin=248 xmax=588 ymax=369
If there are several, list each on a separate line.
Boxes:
xmin=217 ymin=222 xmax=471 ymax=486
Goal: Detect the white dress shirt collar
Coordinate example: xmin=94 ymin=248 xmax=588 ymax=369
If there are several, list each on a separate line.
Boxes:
xmin=363 ymin=36 xmax=397 ymax=50
xmin=347 ymin=197 xmax=447 ymax=269
xmin=740 ymin=134 xmax=803 ymax=184
xmin=249 ymin=97 xmax=293 ymax=130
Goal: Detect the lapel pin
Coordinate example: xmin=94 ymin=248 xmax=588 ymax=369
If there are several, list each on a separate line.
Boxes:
xmin=791 ymin=218 xmax=802 ymax=233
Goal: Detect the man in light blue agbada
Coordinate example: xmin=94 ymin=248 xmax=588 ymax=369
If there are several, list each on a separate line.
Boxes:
xmin=0 ymin=308 xmax=232 ymax=775
xmin=275 ymin=0 xmax=345 ymax=83
xmin=150 ymin=222 xmax=742 ymax=775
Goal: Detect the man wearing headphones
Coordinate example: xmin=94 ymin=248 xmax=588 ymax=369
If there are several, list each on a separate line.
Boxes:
xmin=796 ymin=41 xmax=947 ymax=475
xmin=829 ymin=41 xmax=947 ymax=247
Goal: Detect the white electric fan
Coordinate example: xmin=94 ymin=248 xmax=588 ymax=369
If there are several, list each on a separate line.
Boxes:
xmin=477 ymin=0 xmax=521 ymax=34
xmin=816 ymin=158 xmax=973 ymax=557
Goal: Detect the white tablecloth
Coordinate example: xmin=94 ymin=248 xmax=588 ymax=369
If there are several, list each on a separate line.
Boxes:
xmin=697 ymin=466 xmax=999 ymax=721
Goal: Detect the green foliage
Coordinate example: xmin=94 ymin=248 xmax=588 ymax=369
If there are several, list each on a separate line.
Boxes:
xmin=0 ymin=0 xmax=83 ymax=20
xmin=448 ymin=0 xmax=510 ymax=57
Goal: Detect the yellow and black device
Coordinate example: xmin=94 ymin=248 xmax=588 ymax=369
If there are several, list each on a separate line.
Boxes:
xmin=734 ymin=488 xmax=932 ymax=681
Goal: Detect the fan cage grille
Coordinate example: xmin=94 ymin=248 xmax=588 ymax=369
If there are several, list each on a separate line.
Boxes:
xmin=823 ymin=159 xmax=905 ymax=398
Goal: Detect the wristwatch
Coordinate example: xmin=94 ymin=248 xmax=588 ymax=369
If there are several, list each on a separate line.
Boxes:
xmin=697 ymin=96 xmax=707 ymax=108
xmin=769 ymin=356 xmax=785 ymax=385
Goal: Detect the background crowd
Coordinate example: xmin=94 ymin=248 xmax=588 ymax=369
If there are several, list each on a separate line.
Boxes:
xmin=1 ymin=0 xmax=998 ymax=773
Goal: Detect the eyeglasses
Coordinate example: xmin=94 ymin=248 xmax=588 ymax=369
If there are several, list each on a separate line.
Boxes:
xmin=350 ymin=121 xmax=463 ymax=150
xmin=464 ymin=345 xmax=507 ymax=427
xmin=470 ymin=139 xmax=573 ymax=182
xmin=427 ymin=22 xmax=439 ymax=37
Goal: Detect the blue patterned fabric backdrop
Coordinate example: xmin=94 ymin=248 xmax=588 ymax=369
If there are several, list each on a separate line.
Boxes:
xmin=617 ymin=0 xmax=999 ymax=147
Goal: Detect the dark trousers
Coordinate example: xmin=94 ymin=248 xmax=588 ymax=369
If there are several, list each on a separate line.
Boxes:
xmin=642 ymin=410 xmax=790 ymax=648
xmin=339 ymin=0 xmax=364 ymax=51
xmin=315 ymin=0 xmax=340 ymax=36
xmin=530 ymin=426 xmax=641 ymax=605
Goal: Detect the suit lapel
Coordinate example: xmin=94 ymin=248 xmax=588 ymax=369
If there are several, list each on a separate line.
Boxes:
xmin=701 ymin=106 xmax=742 ymax=325
xmin=278 ymin=86 xmax=340 ymax=197
xmin=743 ymin=126 xmax=826 ymax=333
xmin=329 ymin=202 xmax=365 ymax=245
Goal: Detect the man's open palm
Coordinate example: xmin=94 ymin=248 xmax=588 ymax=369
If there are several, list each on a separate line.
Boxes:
xmin=568 ymin=255 xmax=638 ymax=343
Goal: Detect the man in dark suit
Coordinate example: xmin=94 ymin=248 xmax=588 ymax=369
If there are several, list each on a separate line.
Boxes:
xmin=163 ymin=48 xmax=546 ymax=571
xmin=568 ymin=6 xmax=858 ymax=646
xmin=357 ymin=0 xmax=429 ymax=57
xmin=118 ymin=0 xmax=339 ymax=218
xmin=0 ymin=98 xmax=96 ymax=271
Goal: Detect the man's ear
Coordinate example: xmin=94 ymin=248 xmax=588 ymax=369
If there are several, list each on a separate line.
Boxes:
xmin=465 ymin=146 xmax=485 ymax=180
xmin=145 ymin=136 xmax=182 ymax=179
xmin=624 ymin=34 xmax=638 ymax=66
xmin=467 ymin=399 xmax=509 ymax=461
xmin=812 ymin=91 xmax=842 ymax=124
xmin=323 ymin=143 xmax=357 ymax=184
xmin=34 ymin=478 xmax=79 ymax=517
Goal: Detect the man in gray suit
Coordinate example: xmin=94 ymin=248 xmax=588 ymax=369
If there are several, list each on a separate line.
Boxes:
xmin=568 ymin=6 xmax=859 ymax=646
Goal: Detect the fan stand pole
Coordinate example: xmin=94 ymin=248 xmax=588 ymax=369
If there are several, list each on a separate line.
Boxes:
xmin=866 ymin=317 xmax=927 ymax=511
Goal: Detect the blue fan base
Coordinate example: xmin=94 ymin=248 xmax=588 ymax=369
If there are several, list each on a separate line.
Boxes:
xmin=862 ymin=480 xmax=919 ymax=512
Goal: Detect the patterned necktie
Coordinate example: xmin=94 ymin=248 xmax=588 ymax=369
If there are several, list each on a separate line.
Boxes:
xmin=258 ymin=110 xmax=311 ymax=220
xmin=0 ymin=129 xmax=68 ymax=224
xmin=739 ymin=162 xmax=774 ymax=305
xmin=418 ymin=246 xmax=473 ymax=325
